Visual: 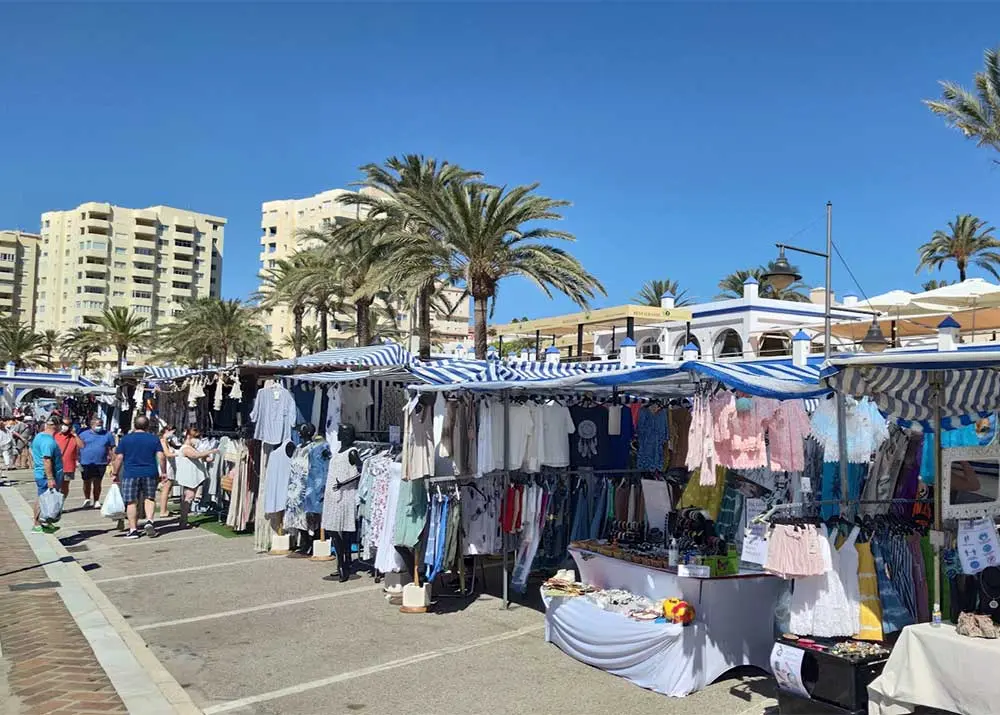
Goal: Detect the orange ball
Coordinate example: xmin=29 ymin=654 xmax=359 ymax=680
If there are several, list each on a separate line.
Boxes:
xmin=662 ymin=598 xmax=695 ymax=625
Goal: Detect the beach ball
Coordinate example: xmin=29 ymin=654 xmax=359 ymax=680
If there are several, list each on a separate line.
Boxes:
xmin=662 ymin=598 xmax=695 ymax=625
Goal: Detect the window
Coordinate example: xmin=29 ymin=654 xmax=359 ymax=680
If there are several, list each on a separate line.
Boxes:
xmin=174 ymin=268 xmax=191 ymax=276
xmin=0 ymin=253 xmax=13 ymax=262
xmin=172 ymin=281 xmax=191 ymax=290
xmin=44 ymin=220 xmax=50 ymax=228
xmin=267 ymin=243 xmax=277 ymax=253
xmin=135 ymin=247 xmax=154 ymax=256
xmin=264 ymin=324 xmax=272 ymax=334
xmin=115 ymin=247 xmax=126 ymax=255
xmin=268 ymin=226 xmax=277 ymax=236
xmin=82 ymin=286 xmax=105 ymax=295
xmin=267 ymin=259 xmax=276 ymax=268
xmin=134 ymin=277 xmax=152 ymax=286
xmin=175 ymin=239 xmax=193 ymax=249
xmin=114 ymin=261 xmax=126 ymax=269
xmin=132 ymin=290 xmax=152 ymax=300
xmin=113 ymin=291 xmax=125 ymax=297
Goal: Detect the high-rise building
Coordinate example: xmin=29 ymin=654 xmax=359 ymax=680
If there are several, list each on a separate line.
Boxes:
xmin=36 ymin=202 xmax=225 ymax=332
xmin=0 ymin=229 xmax=41 ymax=328
xmin=258 ymin=188 xmax=470 ymax=355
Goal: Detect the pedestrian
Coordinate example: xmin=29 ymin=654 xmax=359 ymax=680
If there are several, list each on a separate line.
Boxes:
xmin=78 ymin=416 xmax=116 ymax=508
xmin=174 ymin=427 xmax=218 ymax=528
xmin=54 ymin=417 xmax=83 ymax=502
xmin=31 ymin=415 xmax=64 ymax=534
xmin=111 ymin=415 xmax=167 ymax=540
xmin=158 ymin=424 xmax=179 ymax=519
xmin=12 ymin=415 xmax=33 ymax=469
xmin=0 ymin=419 xmax=14 ymax=476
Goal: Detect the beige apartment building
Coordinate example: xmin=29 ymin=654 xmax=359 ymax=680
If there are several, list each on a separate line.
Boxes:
xmin=36 ymin=202 xmax=225 ymax=333
xmin=258 ymin=187 xmax=470 ymax=356
xmin=0 ymin=230 xmax=41 ymax=328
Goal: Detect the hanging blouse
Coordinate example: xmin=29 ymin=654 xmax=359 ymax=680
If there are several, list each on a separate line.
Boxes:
xmin=763 ymin=400 xmax=811 ymax=472
xmin=686 ymin=393 xmax=721 ymax=484
xmin=714 ymin=395 xmax=773 ymax=470
xmin=636 ymin=406 xmax=668 ymax=470
xmin=809 ymin=396 xmax=889 ymax=464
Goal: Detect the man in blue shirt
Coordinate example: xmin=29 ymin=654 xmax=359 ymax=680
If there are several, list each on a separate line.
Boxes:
xmin=112 ymin=415 xmax=167 ymax=539
xmin=78 ymin=416 xmax=116 ymax=509
xmin=31 ymin=415 xmax=63 ymax=533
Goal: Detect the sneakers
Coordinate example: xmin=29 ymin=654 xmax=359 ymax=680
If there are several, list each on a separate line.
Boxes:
xmin=31 ymin=525 xmax=45 ymax=533
xmin=144 ymin=520 xmax=158 ymax=538
xmin=82 ymin=499 xmax=93 ymax=509
xmin=32 ymin=524 xmax=58 ymax=534
xmin=94 ymin=500 xmax=101 ymax=508
xmin=124 ymin=529 xmax=142 ymax=540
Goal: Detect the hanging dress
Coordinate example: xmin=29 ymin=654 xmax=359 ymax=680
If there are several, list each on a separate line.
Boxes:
xmin=855 ymin=540 xmax=885 ymax=641
xmin=283 ymin=444 xmax=311 ymax=532
xmin=322 ymin=448 xmax=360 ymax=533
xmin=788 ymin=525 xmax=834 ymax=635
xmin=263 ymin=441 xmax=294 ymax=515
xmin=811 ymin=526 xmax=861 ymax=637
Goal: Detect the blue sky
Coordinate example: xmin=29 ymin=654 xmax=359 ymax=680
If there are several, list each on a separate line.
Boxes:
xmin=2 ymin=3 xmax=999 ymax=323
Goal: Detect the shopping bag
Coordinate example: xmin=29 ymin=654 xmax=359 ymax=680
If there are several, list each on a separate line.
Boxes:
xmin=39 ymin=488 xmax=65 ymax=522
xmin=101 ymin=484 xmax=126 ymax=520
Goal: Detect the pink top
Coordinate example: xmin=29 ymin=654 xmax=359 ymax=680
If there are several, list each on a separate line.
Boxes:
xmin=714 ymin=395 xmax=774 ymax=470
xmin=763 ymin=400 xmax=811 ymax=472
xmin=686 ymin=392 xmax=721 ymax=484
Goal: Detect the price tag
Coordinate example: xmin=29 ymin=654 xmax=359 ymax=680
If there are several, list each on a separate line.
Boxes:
xmin=388 ymin=425 xmax=401 ymax=445
xmin=800 ymin=477 xmax=812 ymax=494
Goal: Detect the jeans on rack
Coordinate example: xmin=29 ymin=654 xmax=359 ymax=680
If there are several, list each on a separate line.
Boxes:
xmin=569 ymin=477 xmax=591 ymax=543
xmin=589 ymin=479 xmax=606 ymax=539
xmin=537 ymin=478 xmax=569 ymax=569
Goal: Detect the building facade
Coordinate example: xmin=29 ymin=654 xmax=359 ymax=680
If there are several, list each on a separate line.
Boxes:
xmin=0 ymin=230 xmax=41 ymax=328
xmin=36 ymin=202 xmax=225 ymax=332
xmin=258 ymin=187 xmax=470 ymax=356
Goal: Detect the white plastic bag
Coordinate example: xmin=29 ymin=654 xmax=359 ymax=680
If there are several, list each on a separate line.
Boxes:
xmin=39 ymin=488 xmax=64 ymax=522
xmin=101 ymin=484 xmax=126 ymax=519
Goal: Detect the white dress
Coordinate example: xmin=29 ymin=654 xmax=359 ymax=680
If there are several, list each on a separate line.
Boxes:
xmin=789 ymin=525 xmax=862 ymax=637
xmin=788 ymin=525 xmax=834 ymax=636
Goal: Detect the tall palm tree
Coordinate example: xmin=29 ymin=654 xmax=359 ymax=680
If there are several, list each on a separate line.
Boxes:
xmin=282 ymin=324 xmax=322 ymax=356
xmin=921 ymin=279 xmax=955 ymax=292
xmin=925 ymin=46 xmax=1000 ymax=158
xmin=717 ymin=265 xmax=810 ymax=302
xmin=39 ymin=329 xmax=60 ymax=371
xmin=340 ymin=155 xmax=481 ymax=358
xmin=0 ymin=319 xmax=43 ymax=368
xmin=93 ymin=307 xmax=152 ymax=374
xmin=255 ymin=257 xmax=311 ymax=357
xmin=61 ymin=326 xmax=103 ymax=374
xmin=633 ymin=279 xmax=692 ymax=307
xmin=394 ymin=181 xmax=606 ymax=358
xmin=917 ymin=214 xmax=1000 ymax=281
xmin=159 ymin=298 xmax=267 ymax=366
xmin=278 ymin=247 xmax=344 ymax=352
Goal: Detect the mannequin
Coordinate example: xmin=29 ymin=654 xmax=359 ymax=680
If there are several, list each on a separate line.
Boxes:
xmin=322 ymin=423 xmax=362 ymax=582
xmin=287 ymin=423 xmax=319 ymax=558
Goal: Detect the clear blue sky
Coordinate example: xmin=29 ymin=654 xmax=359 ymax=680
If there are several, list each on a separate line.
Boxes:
xmin=3 ymin=3 xmax=999 ymax=322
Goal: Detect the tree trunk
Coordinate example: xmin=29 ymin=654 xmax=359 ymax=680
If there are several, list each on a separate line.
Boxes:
xmin=318 ymin=306 xmax=329 ymax=351
xmin=473 ymin=295 xmax=488 ymax=360
xmin=959 ymin=261 xmax=967 ymax=281
xmin=356 ymin=299 xmax=372 ymax=347
xmin=417 ymin=282 xmax=432 ymax=360
xmin=293 ymin=305 xmax=305 ymax=357
xmin=81 ymin=354 xmax=89 ymax=375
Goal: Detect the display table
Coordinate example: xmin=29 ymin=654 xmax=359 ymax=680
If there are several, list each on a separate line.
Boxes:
xmin=868 ymin=623 xmax=1000 ymax=715
xmin=542 ymin=547 xmax=786 ymax=697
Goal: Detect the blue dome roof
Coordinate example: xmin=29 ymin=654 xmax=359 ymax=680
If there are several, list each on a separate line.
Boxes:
xmin=938 ymin=315 xmax=961 ymax=329
xmin=545 ymin=346 xmax=559 ymax=354
xmin=620 ymin=337 xmax=636 ymax=347
xmin=793 ymin=330 xmax=810 ymax=341
xmin=743 ymin=277 xmax=758 ymax=285
xmin=684 ymin=342 xmax=699 ymax=351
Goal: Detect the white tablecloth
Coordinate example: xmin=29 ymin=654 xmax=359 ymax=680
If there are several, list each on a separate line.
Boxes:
xmin=868 ymin=623 xmax=1000 ymax=715
xmin=542 ymin=548 xmax=786 ymax=697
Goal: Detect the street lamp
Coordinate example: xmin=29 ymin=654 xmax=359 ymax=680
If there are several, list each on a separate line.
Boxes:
xmin=761 ymin=247 xmax=802 ymax=292
xmin=860 ymin=317 xmax=890 ymax=352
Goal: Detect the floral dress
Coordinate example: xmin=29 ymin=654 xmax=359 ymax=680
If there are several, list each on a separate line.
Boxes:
xmin=283 ymin=445 xmax=311 ymax=532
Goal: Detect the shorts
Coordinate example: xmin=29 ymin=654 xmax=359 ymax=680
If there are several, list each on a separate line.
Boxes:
xmin=63 ymin=467 xmax=77 ymax=481
xmin=35 ymin=477 xmax=63 ymax=496
xmin=81 ymin=464 xmax=106 ymax=481
xmin=120 ymin=476 xmax=158 ymax=504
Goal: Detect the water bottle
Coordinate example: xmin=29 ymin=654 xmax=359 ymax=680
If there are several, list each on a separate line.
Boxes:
xmin=932 ymin=603 xmax=942 ymax=627
xmin=668 ymin=538 xmax=679 ymax=568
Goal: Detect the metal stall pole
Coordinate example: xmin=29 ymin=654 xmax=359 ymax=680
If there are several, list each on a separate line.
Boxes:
xmin=501 ymin=390 xmax=511 ymax=609
xmin=932 ymin=377 xmax=943 ymax=619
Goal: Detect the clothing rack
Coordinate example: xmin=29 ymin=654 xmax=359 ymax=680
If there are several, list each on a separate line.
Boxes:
xmin=754 ymin=497 xmax=934 ymax=525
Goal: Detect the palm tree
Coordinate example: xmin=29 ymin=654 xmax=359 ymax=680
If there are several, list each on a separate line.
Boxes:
xmin=340 ymin=155 xmax=481 ymax=358
xmin=717 ymin=265 xmax=810 ymax=302
xmin=916 ymin=214 xmax=1000 ymax=281
xmin=0 ymin=319 xmax=43 ymax=368
xmin=159 ymin=298 xmax=268 ymax=366
xmin=61 ymin=326 xmax=103 ymax=374
xmin=393 ymin=181 xmax=605 ymax=359
xmin=921 ymin=279 xmax=955 ymax=292
xmin=282 ymin=324 xmax=322 ymax=356
xmin=93 ymin=307 xmax=152 ymax=374
xmin=39 ymin=329 xmax=60 ymax=371
xmin=925 ymin=46 xmax=1000 ymax=158
xmin=277 ymin=247 xmax=344 ymax=352
xmin=255 ymin=257 xmax=311 ymax=357
xmin=633 ymin=279 xmax=692 ymax=307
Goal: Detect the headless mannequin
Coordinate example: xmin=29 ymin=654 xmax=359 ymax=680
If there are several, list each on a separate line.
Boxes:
xmin=289 ymin=423 xmax=318 ymax=557
xmin=325 ymin=423 xmax=361 ymax=582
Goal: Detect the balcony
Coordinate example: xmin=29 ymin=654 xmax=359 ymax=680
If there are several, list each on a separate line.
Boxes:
xmin=134 ymin=222 xmax=157 ymax=239
xmin=83 ymin=217 xmax=111 ymax=234
xmin=172 ymin=252 xmax=193 ymax=263
xmin=0 ymin=252 xmax=15 ymax=265
xmin=80 ymin=244 xmax=108 ymax=259
xmin=133 ymin=264 xmax=155 ymax=278
xmin=80 ymin=275 xmax=107 ymax=290
xmin=173 ymin=240 xmax=194 ymax=255
xmin=0 ymin=294 xmax=13 ymax=309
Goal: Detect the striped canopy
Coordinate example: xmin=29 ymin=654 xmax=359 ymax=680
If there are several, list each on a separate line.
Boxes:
xmin=264 ymin=342 xmax=416 ymax=370
xmin=822 ymin=345 xmax=1000 ymax=431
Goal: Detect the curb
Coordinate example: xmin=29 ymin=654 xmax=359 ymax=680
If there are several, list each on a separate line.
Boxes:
xmin=0 ymin=485 xmax=203 ymax=715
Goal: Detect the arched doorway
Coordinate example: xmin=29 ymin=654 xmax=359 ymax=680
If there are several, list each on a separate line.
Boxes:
xmin=713 ymin=329 xmax=743 ymax=359
xmin=673 ymin=335 xmax=701 ymax=360
xmin=758 ymin=332 xmax=792 ymax=357
xmin=639 ymin=336 xmax=662 ymax=359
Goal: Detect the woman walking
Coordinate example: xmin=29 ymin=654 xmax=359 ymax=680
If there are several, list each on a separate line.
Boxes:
xmin=158 ymin=425 xmax=179 ymax=519
xmin=173 ymin=427 xmax=218 ymax=527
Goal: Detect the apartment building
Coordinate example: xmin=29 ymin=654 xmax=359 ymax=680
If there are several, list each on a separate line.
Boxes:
xmin=0 ymin=230 xmax=41 ymax=328
xmin=36 ymin=202 xmax=225 ymax=332
xmin=258 ymin=187 xmax=470 ymax=356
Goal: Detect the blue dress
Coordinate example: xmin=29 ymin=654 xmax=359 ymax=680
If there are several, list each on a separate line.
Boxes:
xmin=304 ymin=441 xmax=331 ymax=514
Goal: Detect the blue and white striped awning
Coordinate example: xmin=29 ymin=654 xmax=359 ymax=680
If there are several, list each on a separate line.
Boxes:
xmin=264 ymin=342 xmax=416 ymax=370
xmin=822 ymin=345 xmax=1000 ymax=431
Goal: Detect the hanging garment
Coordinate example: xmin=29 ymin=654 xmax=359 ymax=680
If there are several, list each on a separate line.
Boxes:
xmin=855 ymin=540 xmax=884 ymax=641
xmin=505 ymin=402 xmax=535 ymax=470
xmin=405 ymin=403 xmax=435 ymax=480
xmin=714 ymin=481 xmax=744 ymax=543
xmin=668 ymin=407 xmax=691 ymax=470
xmin=765 ymin=524 xmax=829 ymax=580
xmin=788 ymin=525 xmax=834 ymax=636
xmin=340 ymin=383 xmax=374 ymax=431
xmin=250 ymin=383 xmax=297 ymax=446
xmin=362 ymin=455 xmax=393 ymax=550
xmin=861 ymin=426 xmax=911 ymax=516
xmin=394 ymin=476 xmax=428 ymax=549
xmin=521 ymin=402 xmax=544 ymax=473
xmin=809 ymin=396 xmax=889 ymax=463
xmin=909 ymin=534 xmax=930 ymax=623
xmin=891 ymin=433 xmax=924 ymax=517
xmin=304 ymin=441 xmax=330 ymax=514
xmin=714 ymin=395 xmax=773 ymax=470
xmin=461 ymin=473 xmax=502 ymax=556
xmin=283 ymin=445 xmax=311 ymax=532
xmin=263 ymin=441 xmax=294 ymax=515
xmin=871 ymin=536 xmax=915 ymax=634
xmin=322 ymin=448 xmax=360 ymax=533
xmin=686 ymin=393 xmax=720 ymax=480
xmin=636 ymin=406 xmax=668 ymax=470
xmin=607 ymin=405 xmax=635 ymax=470
xmin=540 ymin=401 xmax=575 ymax=468
xmin=374 ymin=463 xmax=407 ymax=573
xmin=324 ymin=386 xmax=342 ymax=448
xmin=819 ymin=462 xmax=867 ymax=520
xmin=569 ymin=405 xmax=610 ymax=469
xmin=432 ymin=394 xmax=454 ymax=477
xmin=445 ymin=395 xmax=478 ymax=475
xmin=806 ymin=526 xmax=861 ymax=638
xmin=255 ymin=444 xmax=277 ymax=553
xmin=920 ymin=422 xmax=983 ymax=483
xmin=763 ymin=400 xmax=811 ymax=472
xmin=511 ymin=485 xmax=546 ymax=592
xmin=476 ymin=400 xmax=498 ymax=475
xmin=677 ymin=466 xmax=727 ymax=520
